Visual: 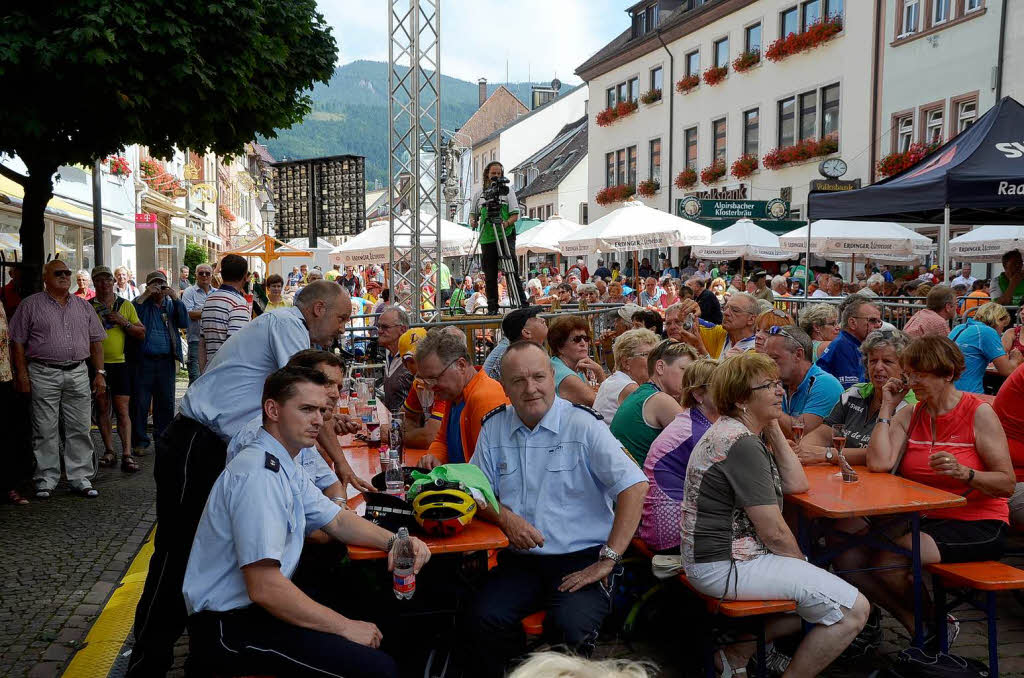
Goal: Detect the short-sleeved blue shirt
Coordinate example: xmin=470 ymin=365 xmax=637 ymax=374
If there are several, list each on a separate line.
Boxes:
xmin=183 ymin=428 xmax=341 ymax=614
xmin=227 ymin=415 xmax=338 ymax=491
xmin=951 ymin=319 xmax=1006 ymax=394
xmin=816 ymin=331 xmax=865 ymax=389
xmin=783 ymin=363 xmax=844 ymax=419
xmin=551 ymin=356 xmax=587 ymax=393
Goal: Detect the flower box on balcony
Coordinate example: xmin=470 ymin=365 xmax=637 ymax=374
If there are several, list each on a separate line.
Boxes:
xmin=218 ymin=205 xmax=237 ymax=222
xmin=676 ymin=74 xmax=700 ymax=94
xmin=731 ymin=154 xmax=759 ymax=179
xmin=702 ymin=66 xmax=728 ymax=87
xmin=675 ymin=168 xmax=698 ymax=189
xmin=595 ymin=100 xmax=640 ymax=127
xmin=732 ymin=50 xmax=761 ymax=72
xmin=637 ymin=179 xmax=660 ymax=197
xmin=640 ymin=89 xmax=662 ymax=105
xmin=765 ymin=15 xmax=844 ymax=63
xmin=876 ymin=141 xmax=942 ymax=178
xmin=596 ymin=184 xmax=636 ymax=206
xmin=762 ymin=134 xmax=839 ymax=171
xmin=105 ymin=156 xmax=132 ymax=177
xmin=700 ymin=159 xmax=727 ymax=184
xmin=139 ymin=158 xmax=162 ymax=179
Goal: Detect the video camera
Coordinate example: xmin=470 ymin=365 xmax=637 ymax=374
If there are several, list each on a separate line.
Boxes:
xmin=480 ymin=176 xmax=510 ymax=224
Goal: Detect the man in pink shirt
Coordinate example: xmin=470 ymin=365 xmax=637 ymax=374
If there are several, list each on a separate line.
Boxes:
xmin=904 ymin=285 xmax=957 ymax=338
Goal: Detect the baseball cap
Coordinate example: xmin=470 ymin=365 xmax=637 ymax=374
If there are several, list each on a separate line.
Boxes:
xmin=750 ymin=269 xmax=767 ymax=279
xmin=501 ymin=306 xmax=545 ymax=342
xmin=146 ymin=270 xmax=168 ymax=285
xmin=615 ymin=303 xmax=643 ymax=322
xmin=398 ymin=328 xmax=428 ymax=361
xmin=91 ymin=265 xmax=113 ymax=279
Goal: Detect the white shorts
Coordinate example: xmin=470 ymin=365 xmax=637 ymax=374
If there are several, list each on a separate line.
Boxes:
xmin=686 ymin=554 xmax=859 ymax=626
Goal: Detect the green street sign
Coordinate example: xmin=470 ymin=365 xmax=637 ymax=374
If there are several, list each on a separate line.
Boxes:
xmin=677 ymin=197 xmax=790 ymax=221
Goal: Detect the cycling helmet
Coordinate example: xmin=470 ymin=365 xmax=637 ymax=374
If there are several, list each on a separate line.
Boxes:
xmin=412 ymin=487 xmax=477 ymax=537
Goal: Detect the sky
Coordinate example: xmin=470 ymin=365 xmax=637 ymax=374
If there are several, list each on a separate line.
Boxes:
xmin=316 ymin=0 xmax=628 ymax=84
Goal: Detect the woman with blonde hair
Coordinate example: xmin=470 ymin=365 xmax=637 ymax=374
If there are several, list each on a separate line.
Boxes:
xmin=950 ymin=301 xmax=1023 ymax=393
xmin=753 ymin=308 xmax=795 ymax=353
xmin=798 ymin=303 xmax=841 ymax=362
xmin=710 ymin=276 xmax=728 ymax=304
xmin=593 ymin=328 xmax=660 ymax=422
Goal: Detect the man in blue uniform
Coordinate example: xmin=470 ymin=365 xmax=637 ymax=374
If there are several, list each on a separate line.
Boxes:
xmin=817 ymin=295 xmax=882 ymax=388
xmin=183 ymin=366 xmax=430 ymax=677
xmin=461 ymin=341 xmax=648 ymax=676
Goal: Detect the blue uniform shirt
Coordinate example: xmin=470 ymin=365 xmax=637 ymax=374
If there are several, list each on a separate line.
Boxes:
xmin=227 ymin=414 xmax=339 ymax=491
xmin=816 ymin=330 xmax=865 ymax=388
xmin=180 ymin=306 xmax=311 ymax=440
xmin=783 ymin=363 xmax=844 ymax=419
xmin=951 ymin=319 xmax=1006 ymax=394
xmin=183 ymin=428 xmax=341 ymax=614
xmin=471 ymin=396 xmax=647 ymax=556
xmin=132 ymin=296 xmax=189 ymax=360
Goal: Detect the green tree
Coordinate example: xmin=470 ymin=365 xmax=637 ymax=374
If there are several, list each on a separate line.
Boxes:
xmin=182 ymin=240 xmax=209 ymax=284
xmin=0 ymin=0 xmax=337 ymax=288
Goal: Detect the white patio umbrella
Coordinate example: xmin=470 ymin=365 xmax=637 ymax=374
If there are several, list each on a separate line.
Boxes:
xmin=330 ymin=212 xmax=475 ymax=265
xmin=557 ymin=199 xmax=711 ymax=256
xmin=779 ymin=219 xmax=933 ymax=263
xmin=692 ymin=219 xmax=795 ymax=261
xmin=514 ymin=216 xmax=585 ymax=255
xmin=948 ymin=225 xmax=1024 ymax=262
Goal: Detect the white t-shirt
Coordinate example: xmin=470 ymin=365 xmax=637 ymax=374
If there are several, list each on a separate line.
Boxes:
xmin=593 ymin=371 xmax=637 ymax=424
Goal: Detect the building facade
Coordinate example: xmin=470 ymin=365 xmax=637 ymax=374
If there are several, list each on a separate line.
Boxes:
xmin=511 ymin=117 xmax=589 ymax=224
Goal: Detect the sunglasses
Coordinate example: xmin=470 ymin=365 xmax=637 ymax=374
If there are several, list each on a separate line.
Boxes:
xmin=569 ymin=334 xmax=591 ymax=344
xmin=52 ymin=270 xmax=73 ymax=277
xmin=197 ymin=271 xmax=212 ymax=276
xmin=767 ymin=325 xmax=794 ymax=339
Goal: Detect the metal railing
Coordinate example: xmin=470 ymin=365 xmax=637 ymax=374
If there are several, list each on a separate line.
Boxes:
xmin=781 ymin=295 xmax=1019 ymax=332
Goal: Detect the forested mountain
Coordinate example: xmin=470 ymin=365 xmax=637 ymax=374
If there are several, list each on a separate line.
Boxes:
xmin=259 ymin=60 xmax=574 ymax=188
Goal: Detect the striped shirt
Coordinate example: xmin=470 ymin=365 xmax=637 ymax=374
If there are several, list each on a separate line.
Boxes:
xmin=200 ymin=285 xmax=251 ymax=363
xmin=9 ymin=291 xmax=106 ymax=362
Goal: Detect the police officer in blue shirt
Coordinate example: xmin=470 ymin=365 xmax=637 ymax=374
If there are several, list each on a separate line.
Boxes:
xmin=817 ymin=295 xmax=882 ymax=389
xmin=128 ymin=281 xmax=369 ymax=678
xmin=184 ymin=366 xmax=430 ymax=677
xmin=461 ymin=341 xmax=648 ymax=677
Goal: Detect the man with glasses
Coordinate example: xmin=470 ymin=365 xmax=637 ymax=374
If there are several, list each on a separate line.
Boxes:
xmin=377 ymin=305 xmax=414 ymax=413
xmin=182 ymin=263 xmax=214 ymax=383
xmin=762 ymin=325 xmax=843 ymax=439
xmin=670 ymin=292 xmax=758 ymax=359
xmin=416 ymin=328 xmax=507 ymax=470
xmin=818 ymin=295 xmax=882 ymax=388
xmin=9 ymin=259 xmax=107 ymax=498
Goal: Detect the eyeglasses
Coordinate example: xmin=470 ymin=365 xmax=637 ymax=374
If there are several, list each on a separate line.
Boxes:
xmin=569 ymin=334 xmax=591 ymax=344
xmin=376 ymin=322 xmax=404 ymax=332
xmin=751 ymin=379 xmax=784 ymax=392
xmin=52 ymin=270 xmax=73 ymax=277
xmin=855 ymin=316 xmax=884 ymax=326
xmin=419 ymin=357 xmax=461 ymax=386
xmin=633 ymin=351 xmax=650 ymax=359
xmin=197 ymin=271 xmax=212 ymax=276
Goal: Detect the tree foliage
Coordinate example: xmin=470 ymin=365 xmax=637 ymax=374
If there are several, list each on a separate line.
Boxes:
xmin=182 ymin=240 xmax=209 ymax=284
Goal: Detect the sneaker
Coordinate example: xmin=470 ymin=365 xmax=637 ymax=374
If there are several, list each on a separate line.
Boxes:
xmin=763 ymin=644 xmax=791 ymax=676
xmin=840 ymin=605 xmax=883 ymax=659
xmin=922 ymin=613 xmax=960 ymax=653
xmin=73 ymin=486 xmax=99 ymax=498
xmin=35 ymin=489 xmax=51 ymax=499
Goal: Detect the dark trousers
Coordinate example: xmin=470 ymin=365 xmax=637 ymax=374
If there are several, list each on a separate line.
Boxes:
xmin=481 ymin=230 xmax=518 ymax=314
xmin=0 ymin=381 xmax=35 ymax=493
xmin=126 ymin=416 xmax=227 ymax=678
xmin=131 ymin=356 xmax=176 ymax=448
xmin=187 ymin=607 xmax=398 ymax=678
xmin=460 ymin=547 xmax=612 ymax=677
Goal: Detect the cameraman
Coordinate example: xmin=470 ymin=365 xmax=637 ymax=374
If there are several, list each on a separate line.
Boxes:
xmin=470 ymin=161 xmax=520 ymax=314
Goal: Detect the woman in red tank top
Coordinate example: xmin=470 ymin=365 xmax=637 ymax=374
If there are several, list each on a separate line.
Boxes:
xmin=850 ymin=336 xmax=1015 ymax=652
xmin=1002 ymin=306 xmax=1024 ymax=356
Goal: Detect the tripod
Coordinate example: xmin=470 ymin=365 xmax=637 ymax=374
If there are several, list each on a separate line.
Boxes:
xmin=485 ymin=216 xmax=527 ymax=311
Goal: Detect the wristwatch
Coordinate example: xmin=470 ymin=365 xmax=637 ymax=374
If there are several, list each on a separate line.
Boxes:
xmin=96 ymin=369 xmax=107 ymax=376
xmin=598 ymin=545 xmax=623 ymax=564
xmin=824 ymin=448 xmax=834 ymax=464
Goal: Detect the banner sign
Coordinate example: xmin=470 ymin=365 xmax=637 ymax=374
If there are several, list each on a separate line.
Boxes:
xmin=677 ymin=197 xmax=789 ymax=221
xmin=809 ymin=179 xmax=861 ymax=192
xmin=135 ymin=212 xmax=158 ymax=230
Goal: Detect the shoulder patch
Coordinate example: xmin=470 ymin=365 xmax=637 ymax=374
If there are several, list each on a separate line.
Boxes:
xmin=264 ymin=452 xmax=280 ymax=473
xmin=481 ymin=404 xmax=507 ymax=425
xmin=572 ymin=403 xmax=604 ymax=420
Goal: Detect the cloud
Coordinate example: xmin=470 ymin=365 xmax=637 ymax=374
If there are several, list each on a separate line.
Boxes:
xmin=316 ymin=0 xmax=626 ymax=83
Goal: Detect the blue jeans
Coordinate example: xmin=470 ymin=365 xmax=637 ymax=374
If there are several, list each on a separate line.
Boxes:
xmin=187 ymin=339 xmax=201 ymax=384
xmin=131 ymin=356 xmax=176 ymax=448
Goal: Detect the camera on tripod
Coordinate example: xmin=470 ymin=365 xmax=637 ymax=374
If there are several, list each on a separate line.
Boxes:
xmin=481 ymin=176 xmax=511 ymax=223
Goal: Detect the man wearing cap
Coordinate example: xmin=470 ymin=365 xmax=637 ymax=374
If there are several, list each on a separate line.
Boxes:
xmin=483 ymin=306 xmax=549 ymax=382
xmin=363 ymin=279 xmax=382 ymax=306
xmin=750 ymin=269 xmax=773 ymax=302
xmin=131 ymin=270 xmax=189 ymax=455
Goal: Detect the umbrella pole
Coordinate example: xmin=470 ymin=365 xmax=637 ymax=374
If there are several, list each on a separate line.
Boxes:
xmin=941 ymin=205 xmax=950 ymax=277
xmin=804 ymin=222 xmax=812 ymax=299
xmin=740 ymin=257 xmax=745 ymax=280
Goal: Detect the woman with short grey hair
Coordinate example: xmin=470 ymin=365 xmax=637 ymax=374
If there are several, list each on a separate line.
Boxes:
xmin=799 ymin=303 xmax=840 ymax=362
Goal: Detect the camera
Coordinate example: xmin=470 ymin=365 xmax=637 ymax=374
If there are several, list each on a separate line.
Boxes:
xmin=480 ymin=176 xmax=511 ymax=225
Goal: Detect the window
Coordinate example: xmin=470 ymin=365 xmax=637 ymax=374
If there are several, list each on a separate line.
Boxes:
xmin=545 ymin=204 xmax=553 ymax=220
xmin=649 ymin=138 xmax=662 ymax=184
xmin=745 ymin=23 xmax=762 ymax=53
xmin=616 ymin=150 xmax=626 ymax=185
xmin=607 ymin=77 xmax=640 ymax=106
xmin=684 ymin=127 xmax=699 ymax=169
xmin=714 ymin=38 xmax=729 ymax=68
xmin=743 ymin=109 xmax=759 ymax=156
xmin=965 ymin=0 xmax=981 ymax=11
xmin=821 ymin=83 xmax=840 ymax=137
xmin=606 ymin=88 xmax=616 ymax=110
xmin=632 ymin=4 xmax=659 ymax=37
xmin=646 ymin=4 xmax=659 ymax=31
xmin=712 ymin=118 xmax=727 ymax=161
xmin=897 ymin=115 xmax=914 ymax=153
xmin=901 ymin=0 xmax=919 ymax=35
xmin=957 ymin=100 xmax=977 ymax=132
xmin=605 ymin=152 xmax=615 ymax=188
xmin=932 ymin=0 xmax=950 ymax=24
xmin=780 ymin=7 xmax=799 ymax=36
xmin=628 ymin=77 xmax=640 ymax=102
xmin=650 ymin=66 xmax=663 ymax=93
xmin=801 ymin=0 xmax=821 ymax=30
xmin=686 ymin=50 xmax=700 ymax=78
xmin=778 ymin=97 xmax=796 ymax=147
xmin=926 ymin=108 xmax=944 ymax=144
xmin=799 ymin=91 xmax=817 ymax=141
xmin=527 ymin=168 xmax=539 ymax=184
xmin=827 ymin=0 xmax=844 ymax=16
xmin=617 ymin=83 xmax=627 ymax=104
xmin=627 ymin=145 xmax=637 ymax=185
xmin=579 ymin=203 xmax=588 ymax=225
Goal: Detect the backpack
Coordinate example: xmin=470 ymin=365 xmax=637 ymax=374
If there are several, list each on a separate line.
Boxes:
xmin=878 ymin=648 xmax=989 ymax=678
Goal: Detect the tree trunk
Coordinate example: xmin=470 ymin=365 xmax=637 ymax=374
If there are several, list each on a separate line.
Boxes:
xmin=18 ymin=160 xmax=56 ymax=294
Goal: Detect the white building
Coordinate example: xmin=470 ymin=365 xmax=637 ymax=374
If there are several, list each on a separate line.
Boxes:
xmin=510 ymin=117 xmax=589 ymax=224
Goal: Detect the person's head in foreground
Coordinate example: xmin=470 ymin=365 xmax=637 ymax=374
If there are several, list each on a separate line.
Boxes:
xmin=680 ymin=357 xmax=720 ymax=416
xmin=972 ymin=301 xmax=1012 ymax=332
xmin=398 ymin=327 xmax=429 ymax=374
xmin=762 ymin=326 xmax=815 ymax=389
xmin=612 ymin=328 xmax=661 ymax=385
xmin=43 ymin=260 xmax=73 ymax=293
xmin=285 ymin=349 xmax=345 ymax=413
xmin=647 ymin=339 xmax=699 ymax=400
xmin=840 ymin=294 xmax=882 ymax=342
xmin=753 ymin=308 xmax=795 ymax=353
xmin=502 ymin=306 xmax=548 ymax=346
xmin=414 ymin=327 xmax=475 ymax=402
xmin=547 ymin=314 xmax=592 ymax=368
xmin=721 ymin=292 xmax=759 ymax=336
xmin=261 ymin=366 xmax=331 ymax=452
xmin=500 ymin=341 xmax=557 ymax=429
xmin=295 ymin=280 xmax=351 ymax=346
xmin=799 ymin=303 xmax=840 ymax=345
xmin=860 ymin=329 xmax=911 ymax=393
xmin=710 ymin=351 xmax=783 ymax=424
xmin=900 ymin=335 xmax=964 ymax=404
xmin=507 ymin=652 xmax=654 ymax=678
xmin=376 ymin=305 xmax=411 ymax=352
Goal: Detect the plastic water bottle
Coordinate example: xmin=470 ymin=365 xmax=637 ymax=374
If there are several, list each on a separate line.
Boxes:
xmin=366 ymin=396 xmax=380 ymax=447
xmin=392 ymin=527 xmax=416 ymax=600
xmin=389 ymin=412 xmax=404 ymax=466
xmin=384 ymin=458 xmax=404 ymax=499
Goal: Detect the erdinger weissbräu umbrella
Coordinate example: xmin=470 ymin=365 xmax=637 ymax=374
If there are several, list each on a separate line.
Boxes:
xmin=948 ymin=225 xmax=1024 ymax=262
xmin=330 ymin=212 xmax=475 ymax=266
xmin=779 ymin=219 xmax=933 ymax=264
xmin=558 ymin=199 xmax=710 ymax=256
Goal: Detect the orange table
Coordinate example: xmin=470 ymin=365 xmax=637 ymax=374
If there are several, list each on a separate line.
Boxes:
xmin=788 ymin=465 xmax=965 ymax=647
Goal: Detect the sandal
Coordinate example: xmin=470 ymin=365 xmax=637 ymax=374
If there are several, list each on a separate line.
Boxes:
xmin=99 ymin=452 xmax=117 ymax=468
xmin=73 ymin=487 xmax=99 ymax=498
xmin=121 ymin=456 xmax=140 ymax=473
xmin=717 ymin=650 xmax=748 ymax=677
xmin=7 ymin=490 xmax=29 ymax=505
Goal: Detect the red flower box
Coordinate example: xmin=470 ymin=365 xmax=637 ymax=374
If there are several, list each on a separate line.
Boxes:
xmin=105 ymin=155 xmax=132 ymax=177
xmin=700 ymin=159 xmax=727 ymax=184
xmin=218 ymin=204 xmax=237 ymax=222
xmin=637 ymin=179 xmax=660 ymax=197
xmin=139 ymin=158 xmax=162 ymax=179
xmin=676 ymin=74 xmax=699 ymax=94
xmin=640 ymin=89 xmax=662 ymax=105
xmin=762 ymin=134 xmax=839 ymax=171
xmin=595 ymin=184 xmax=636 ymax=206
xmin=732 ymin=50 xmax=761 ymax=72
xmin=675 ymin=168 xmax=698 ymax=189
xmin=731 ymin=153 xmax=759 ymax=179
xmin=876 ymin=141 xmax=942 ymax=178
xmin=595 ymin=100 xmax=639 ymax=127
xmin=702 ymin=65 xmax=728 ymax=87
xmin=765 ymin=15 xmax=843 ymax=63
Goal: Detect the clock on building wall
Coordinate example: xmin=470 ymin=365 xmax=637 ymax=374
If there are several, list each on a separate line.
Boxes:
xmin=818 ymin=158 xmax=848 ymax=179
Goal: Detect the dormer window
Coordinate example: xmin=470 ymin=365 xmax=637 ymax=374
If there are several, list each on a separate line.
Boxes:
xmin=632 ymin=3 xmax=659 ymax=38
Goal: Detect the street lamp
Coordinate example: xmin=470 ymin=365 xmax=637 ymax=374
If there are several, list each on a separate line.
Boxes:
xmin=259 ymin=199 xmax=276 ymax=235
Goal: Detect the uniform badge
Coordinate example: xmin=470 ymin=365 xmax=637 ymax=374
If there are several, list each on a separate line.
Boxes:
xmin=265 ymin=452 xmax=280 ymax=473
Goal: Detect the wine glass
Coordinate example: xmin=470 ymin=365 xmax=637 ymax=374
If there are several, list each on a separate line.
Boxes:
xmin=792 ymin=415 xmax=805 ymax=444
xmin=832 ymin=424 xmax=849 ymax=477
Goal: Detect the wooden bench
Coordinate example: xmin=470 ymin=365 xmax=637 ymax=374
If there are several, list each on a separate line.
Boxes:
xmin=927 ymin=560 xmax=1024 ymax=677
xmin=521 ymin=611 xmax=546 ymax=637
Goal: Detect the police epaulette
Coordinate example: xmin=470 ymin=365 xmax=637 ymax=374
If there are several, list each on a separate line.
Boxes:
xmin=264 ymin=452 xmax=280 ymax=473
xmin=481 ymin=404 xmax=507 ymax=424
xmin=572 ymin=403 xmax=604 ymax=420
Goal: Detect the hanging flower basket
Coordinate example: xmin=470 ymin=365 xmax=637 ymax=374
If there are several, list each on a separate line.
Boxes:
xmin=700 ymin=159 xmax=727 ymax=184
xmin=595 ymin=184 xmax=636 ymax=206
xmin=636 ymin=179 xmax=660 ymax=197
xmin=218 ymin=205 xmax=237 ymax=222
xmin=640 ymin=88 xmax=662 ymax=105
xmin=675 ymin=74 xmax=699 ymax=94
xmin=105 ymin=156 xmax=132 ymax=177
xmin=876 ymin=141 xmax=942 ymax=178
xmin=595 ymin=100 xmax=639 ymax=127
xmin=765 ymin=15 xmax=844 ymax=62
xmin=675 ymin=167 xmax=698 ymax=189
xmin=732 ymin=50 xmax=761 ymax=72
xmin=139 ymin=158 xmax=162 ymax=179
xmin=731 ymin=153 xmax=759 ymax=179
xmin=702 ymin=65 xmax=728 ymax=87
xmin=762 ymin=133 xmax=839 ymax=170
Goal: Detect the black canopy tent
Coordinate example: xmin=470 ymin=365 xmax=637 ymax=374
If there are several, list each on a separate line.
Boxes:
xmin=809 ymin=96 xmax=1024 ymax=273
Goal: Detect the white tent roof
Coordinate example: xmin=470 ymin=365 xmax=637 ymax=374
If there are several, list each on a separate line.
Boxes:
xmin=558 ymin=199 xmax=710 ymax=256
xmin=779 ymin=219 xmax=933 ymax=262
xmin=948 ymin=225 xmax=1024 ymax=262
xmin=330 ymin=212 xmax=475 ymax=265
xmin=514 ymin=216 xmax=585 ymax=255
xmin=285 ymin=237 xmax=335 ymax=252
xmin=691 ymin=219 xmax=795 ymax=261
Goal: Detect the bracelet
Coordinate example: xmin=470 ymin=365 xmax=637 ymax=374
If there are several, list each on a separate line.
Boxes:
xmin=385 ymin=534 xmax=398 ymax=552
xmin=966 ymin=468 xmax=975 ymax=484
xmin=329 ymin=496 xmax=347 ymax=504
xmin=877 ymin=417 xmax=891 ymax=425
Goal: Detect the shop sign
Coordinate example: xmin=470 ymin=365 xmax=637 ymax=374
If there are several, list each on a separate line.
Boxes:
xmin=677 ymin=197 xmax=789 ymax=220
xmin=135 ymin=212 xmax=158 ymax=229
xmin=683 ymin=183 xmax=750 ymax=200
xmin=809 ymin=178 xmax=861 ymax=192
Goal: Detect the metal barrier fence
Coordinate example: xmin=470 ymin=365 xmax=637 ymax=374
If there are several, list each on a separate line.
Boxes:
xmin=780 ymin=296 xmax=1019 ymax=332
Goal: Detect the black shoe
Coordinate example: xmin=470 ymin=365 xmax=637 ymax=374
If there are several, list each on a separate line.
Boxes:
xmin=840 ymin=605 xmax=883 ymax=660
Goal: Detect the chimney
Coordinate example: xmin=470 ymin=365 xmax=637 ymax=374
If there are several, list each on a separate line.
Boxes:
xmin=478 ymin=78 xmax=488 ymax=108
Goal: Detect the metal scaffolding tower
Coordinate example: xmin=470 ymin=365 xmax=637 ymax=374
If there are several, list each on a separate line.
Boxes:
xmin=388 ymin=0 xmax=442 ymax=322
